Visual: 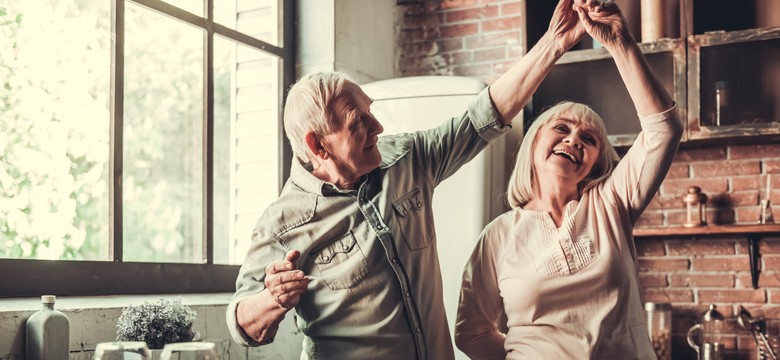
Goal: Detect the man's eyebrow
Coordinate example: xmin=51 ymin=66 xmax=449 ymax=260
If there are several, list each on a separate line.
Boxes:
xmin=345 ymin=109 xmax=361 ymax=129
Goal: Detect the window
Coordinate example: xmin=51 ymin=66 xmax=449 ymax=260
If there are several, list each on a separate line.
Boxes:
xmin=0 ymin=0 xmax=294 ymax=297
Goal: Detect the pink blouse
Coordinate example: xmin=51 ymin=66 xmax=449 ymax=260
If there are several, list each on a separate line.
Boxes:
xmin=455 ymin=106 xmax=681 ymax=360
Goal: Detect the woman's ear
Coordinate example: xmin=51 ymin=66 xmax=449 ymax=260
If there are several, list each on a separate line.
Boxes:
xmin=305 ymin=131 xmax=329 ymax=160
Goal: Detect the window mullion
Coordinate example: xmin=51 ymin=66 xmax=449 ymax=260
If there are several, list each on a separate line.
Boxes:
xmin=280 ymin=0 xmax=296 ymax=186
xmin=110 ymin=0 xmax=125 ymax=262
xmin=203 ymin=3 xmax=215 ymax=265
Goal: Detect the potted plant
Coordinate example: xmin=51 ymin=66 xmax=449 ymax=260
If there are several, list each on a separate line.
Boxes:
xmin=116 ymin=298 xmax=198 ymax=357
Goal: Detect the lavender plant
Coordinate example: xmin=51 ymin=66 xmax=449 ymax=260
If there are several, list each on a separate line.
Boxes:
xmin=116 ymin=299 xmax=197 ymax=349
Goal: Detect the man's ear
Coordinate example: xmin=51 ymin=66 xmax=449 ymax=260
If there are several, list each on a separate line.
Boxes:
xmin=305 ymin=131 xmax=329 ymax=160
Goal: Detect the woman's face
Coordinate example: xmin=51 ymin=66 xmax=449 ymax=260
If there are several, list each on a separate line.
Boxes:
xmin=532 ymin=116 xmax=601 ymax=186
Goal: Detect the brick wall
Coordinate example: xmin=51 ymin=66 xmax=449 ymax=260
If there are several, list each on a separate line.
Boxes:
xmin=396 ymin=1 xmax=780 ymax=359
xmin=397 ymin=0 xmax=524 ymax=84
xmin=637 ymin=144 xmax=780 ymax=359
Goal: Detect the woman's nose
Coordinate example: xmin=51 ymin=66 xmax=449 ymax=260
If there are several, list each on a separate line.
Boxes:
xmin=563 ymin=137 xmax=582 ymax=149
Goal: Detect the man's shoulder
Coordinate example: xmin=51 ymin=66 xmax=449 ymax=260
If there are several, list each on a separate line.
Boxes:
xmin=255 ymin=184 xmax=318 ymax=238
xmin=378 ymin=133 xmax=414 ymax=169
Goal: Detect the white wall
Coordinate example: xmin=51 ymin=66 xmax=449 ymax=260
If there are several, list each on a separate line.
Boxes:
xmin=296 ymin=0 xmax=396 ymax=83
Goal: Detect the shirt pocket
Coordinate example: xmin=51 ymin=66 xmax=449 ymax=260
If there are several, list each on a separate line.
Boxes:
xmin=392 ymin=189 xmax=434 ymax=251
xmin=311 ymin=231 xmax=369 ymax=290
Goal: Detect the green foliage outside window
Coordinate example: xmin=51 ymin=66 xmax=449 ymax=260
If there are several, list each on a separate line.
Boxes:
xmin=0 ymin=1 xmax=233 ymax=262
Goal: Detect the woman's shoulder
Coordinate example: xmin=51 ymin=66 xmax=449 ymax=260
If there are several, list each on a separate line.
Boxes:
xmin=480 ymin=208 xmax=526 ymax=241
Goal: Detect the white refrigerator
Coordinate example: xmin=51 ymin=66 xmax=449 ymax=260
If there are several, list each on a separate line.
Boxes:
xmin=363 ymin=76 xmax=517 ymax=359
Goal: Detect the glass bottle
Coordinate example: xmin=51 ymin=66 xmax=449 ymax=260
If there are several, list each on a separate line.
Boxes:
xmin=645 ymin=302 xmax=672 ymax=360
xmin=26 ymin=295 xmax=70 ymax=360
xmin=683 ymin=186 xmax=708 ymax=228
xmin=715 ymin=81 xmax=729 ymax=127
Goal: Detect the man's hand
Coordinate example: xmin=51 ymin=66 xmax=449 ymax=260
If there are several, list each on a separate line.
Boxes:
xmin=264 ymin=250 xmax=309 ymax=310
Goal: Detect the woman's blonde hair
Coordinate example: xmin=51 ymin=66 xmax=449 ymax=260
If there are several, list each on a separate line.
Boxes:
xmin=283 ymin=71 xmax=352 ymax=163
xmin=507 ymin=101 xmax=620 ymax=209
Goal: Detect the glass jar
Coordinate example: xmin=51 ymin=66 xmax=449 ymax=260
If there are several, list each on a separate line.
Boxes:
xmin=646 ymin=302 xmax=672 ymax=360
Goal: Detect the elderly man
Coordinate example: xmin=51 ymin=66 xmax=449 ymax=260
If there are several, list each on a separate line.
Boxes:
xmin=227 ymin=0 xmax=587 ymax=358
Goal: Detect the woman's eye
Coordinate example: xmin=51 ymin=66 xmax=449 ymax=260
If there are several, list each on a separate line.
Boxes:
xmin=583 ymin=136 xmax=596 ymax=145
xmin=554 ymin=125 xmax=567 ymax=133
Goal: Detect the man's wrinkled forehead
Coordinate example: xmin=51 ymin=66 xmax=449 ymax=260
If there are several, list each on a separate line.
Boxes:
xmin=330 ymin=85 xmax=372 ymax=126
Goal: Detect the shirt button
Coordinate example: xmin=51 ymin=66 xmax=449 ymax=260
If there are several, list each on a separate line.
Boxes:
xmin=323 ymin=256 xmax=330 ymax=262
xmin=405 ymin=291 xmax=411 ymax=297
xmin=416 ymin=327 xmax=421 ymax=333
xmin=391 ymin=258 xmax=397 ymax=264
xmin=342 ymin=244 xmax=349 ymax=250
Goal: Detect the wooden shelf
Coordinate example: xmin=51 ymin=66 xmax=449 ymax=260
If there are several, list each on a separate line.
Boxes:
xmin=633 ymin=223 xmax=780 ymax=289
xmin=634 ymin=224 xmax=780 ymax=238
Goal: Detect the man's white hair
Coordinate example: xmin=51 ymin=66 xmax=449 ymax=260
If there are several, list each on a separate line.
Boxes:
xmin=283 ymin=71 xmax=353 ymax=163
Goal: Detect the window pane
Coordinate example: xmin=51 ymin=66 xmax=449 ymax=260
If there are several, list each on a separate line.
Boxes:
xmin=124 ymin=2 xmax=204 ymax=263
xmin=0 ymin=0 xmax=110 ymax=261
xmin=164 ymin=0 xmax=203 ymax=17
xmin=213 ymin=36 xmax=280 ymax=265
xmin=215 ymin=0 xmax=280 ymax=47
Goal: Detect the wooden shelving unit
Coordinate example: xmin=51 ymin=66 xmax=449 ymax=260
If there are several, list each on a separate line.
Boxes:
xmin=634 ymin=224 xmax=780 ymax=237
xmin=633 ymin=223 xmax=780 ymax=289
xmin=524 ymin=0 xmax=780 ymax=147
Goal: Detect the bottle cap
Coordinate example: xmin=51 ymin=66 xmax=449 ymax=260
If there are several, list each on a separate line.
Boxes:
xmin=644 ymin=302 xmax=672 ymax=311
xmin=41 ymin=295 xmax=56 ymax=304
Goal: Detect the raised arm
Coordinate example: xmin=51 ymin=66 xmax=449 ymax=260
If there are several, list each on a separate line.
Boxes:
xmin=574 ymin=0 xmax=681 ymax=218
xmin=489 ymin=0 xmax=586 ymax=125
xmin=574 ymin=0 xmax=674 ymax=115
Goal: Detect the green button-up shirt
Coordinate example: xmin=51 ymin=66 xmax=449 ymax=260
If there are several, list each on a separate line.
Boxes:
xmin=227 ymin=88 xmax=509 ymax=359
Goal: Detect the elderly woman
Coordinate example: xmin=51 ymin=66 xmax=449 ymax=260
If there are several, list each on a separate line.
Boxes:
xmin=227 ymin=1 xmax=589 ymax=359
xmin=455 ymin=1 xmax=682 ymax=359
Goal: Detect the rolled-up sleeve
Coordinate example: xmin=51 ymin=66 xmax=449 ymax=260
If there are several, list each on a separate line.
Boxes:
xmin=409 ymin=87 xmax=511 ymax=186
xmin=226 ymin=226 xmax=287 ymax=346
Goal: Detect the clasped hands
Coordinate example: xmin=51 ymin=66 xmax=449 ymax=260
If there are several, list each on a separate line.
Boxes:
xmin=264 ymin=250 xmax=310 ymax=310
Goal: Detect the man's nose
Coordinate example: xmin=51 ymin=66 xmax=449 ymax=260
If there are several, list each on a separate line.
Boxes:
xmin=370 ymin=116 xmax=384 ymax=135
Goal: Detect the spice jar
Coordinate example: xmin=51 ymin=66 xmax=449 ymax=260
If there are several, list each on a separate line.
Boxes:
xmin=646 ymin=302 xmax=672 ymax=360
xmin=683 ymin=186 xmax=708 ymax=228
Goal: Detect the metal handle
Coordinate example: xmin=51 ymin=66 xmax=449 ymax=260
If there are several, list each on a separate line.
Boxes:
xmin=687 ymin=324 xmax=702 ymax=353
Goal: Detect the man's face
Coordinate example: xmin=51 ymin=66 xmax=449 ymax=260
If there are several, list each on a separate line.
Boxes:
xmin=320 ymin=81 xmax=384 ymax=179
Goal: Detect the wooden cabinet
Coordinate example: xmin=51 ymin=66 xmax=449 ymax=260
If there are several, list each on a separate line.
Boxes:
xmin=524 ymin=0 xmax=780 ymax=147
xmin=530 ymin=39 xmax=686 ymax=147
xmin=686 ymin=27 xmax=780 ymax=141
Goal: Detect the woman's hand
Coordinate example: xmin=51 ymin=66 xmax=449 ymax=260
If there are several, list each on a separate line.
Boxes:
xmin=548 ymin=0 xmax=586 ymax=55
xmin=574 ymin=0 xmax=633 ymax=50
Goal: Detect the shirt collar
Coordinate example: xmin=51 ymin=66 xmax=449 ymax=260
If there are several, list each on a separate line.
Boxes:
xmin=290 ymin=159 xmax=363 ymax=196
